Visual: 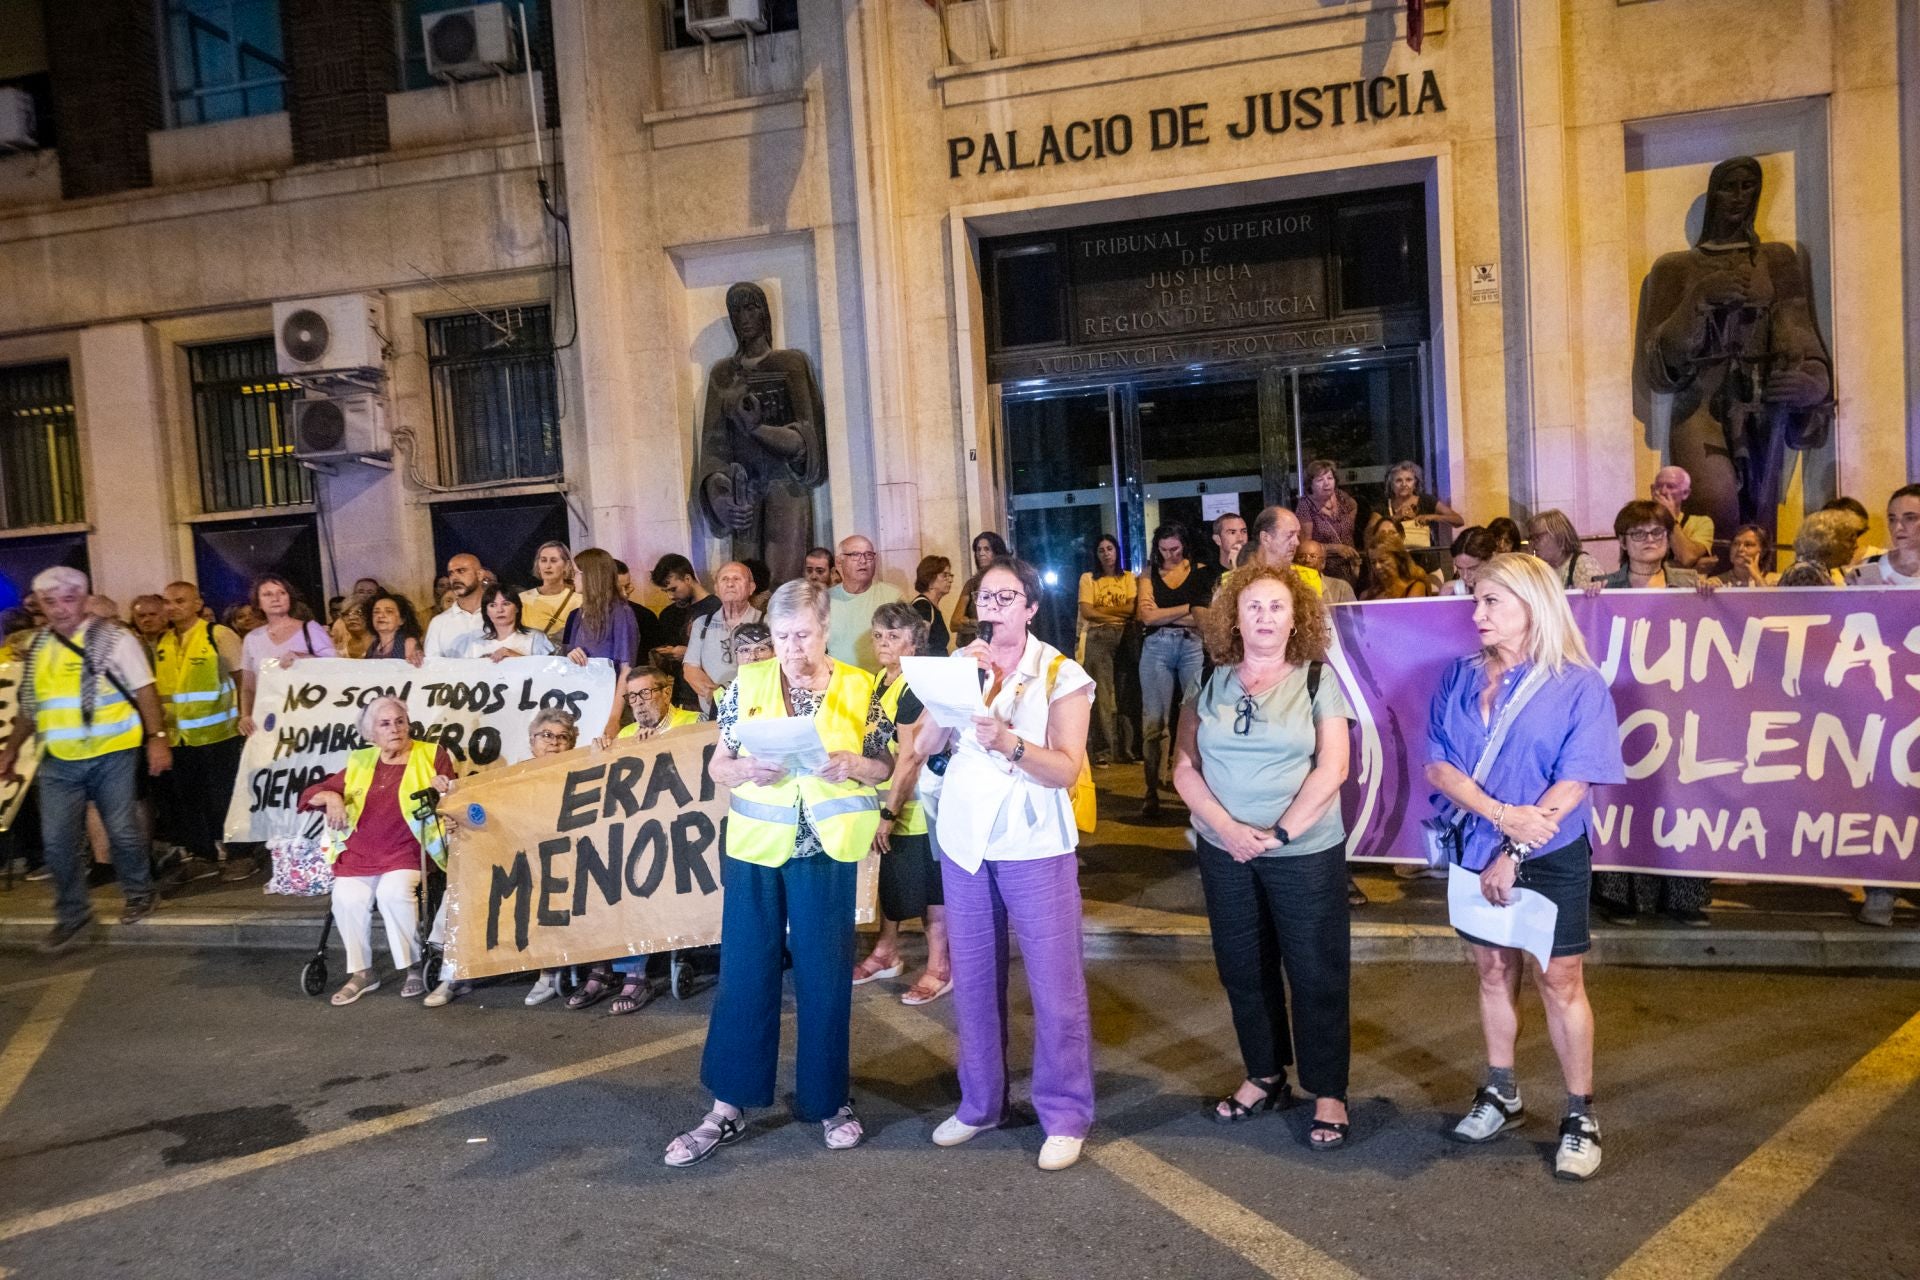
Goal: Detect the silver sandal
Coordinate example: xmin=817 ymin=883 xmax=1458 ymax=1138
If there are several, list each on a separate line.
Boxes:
xmin=330 ymin=972 xmax=381 ymax=1006
xmin=822 ymin=1104 xmax=864 ymax=1151
xmin=664 ymin=1109 xmax=744 ymax=1168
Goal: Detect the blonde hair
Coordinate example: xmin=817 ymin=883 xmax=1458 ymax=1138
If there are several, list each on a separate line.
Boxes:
xmin=1473 ymin=553 xmax=1595 ymax=675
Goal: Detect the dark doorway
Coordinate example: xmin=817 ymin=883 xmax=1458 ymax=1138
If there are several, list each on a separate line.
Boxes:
xmin=0 ymin=532 xmax=90 ymax=611
xmin=428 ymin=493 xmax=570 ymax=594
xmin=192 ymin=515 xmax=324 ymax=618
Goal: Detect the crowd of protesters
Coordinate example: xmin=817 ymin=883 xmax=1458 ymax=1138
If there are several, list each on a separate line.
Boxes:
xmin=0 ymin=468 xmax=1913 ymax=1180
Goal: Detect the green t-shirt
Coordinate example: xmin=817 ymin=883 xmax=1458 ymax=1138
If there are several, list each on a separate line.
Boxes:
xmin=826 ymin=582 xmax=904 ymax=671
xmin=1184 ymin=661 xmax=1355 ymax=855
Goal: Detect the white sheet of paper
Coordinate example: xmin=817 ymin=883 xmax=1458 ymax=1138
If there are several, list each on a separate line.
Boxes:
xmin=735 ymin=716 xmax=830 ymax=774
xmin=1447 ymin=863 xmax=1560 ymax=968
xmin=900 ymin=655 xmax=990 ymax=730
xmin=1200 ymin=490 xmax=1241 ymax=522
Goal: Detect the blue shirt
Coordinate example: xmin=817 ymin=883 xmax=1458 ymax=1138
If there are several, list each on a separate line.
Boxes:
xmin=1425 ymin=657 xmax=1625 ymax=871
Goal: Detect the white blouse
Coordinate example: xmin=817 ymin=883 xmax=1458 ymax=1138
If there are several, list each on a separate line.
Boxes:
xmin=934 ymin=633 xmax=1094 ymax=874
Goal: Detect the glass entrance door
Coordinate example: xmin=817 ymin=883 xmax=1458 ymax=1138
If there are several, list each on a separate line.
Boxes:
xmin=998 ymin=348 xmax=1432 ymax=652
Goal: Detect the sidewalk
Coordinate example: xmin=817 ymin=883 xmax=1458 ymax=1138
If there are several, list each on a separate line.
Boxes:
xmin=2 ymin=764 xmax=1914 ymax=969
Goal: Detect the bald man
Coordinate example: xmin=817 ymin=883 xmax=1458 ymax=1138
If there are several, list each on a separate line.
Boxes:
xmin=154 ymin=581 xmax=245 ymax=877
xmin=826 ymin=534 xmax=904 ymax=670
xmin=1651 ymin=466 xmax=1714 ymax=569
xmin=424 ymin=553 xmax=488 ymax=659
xmin=683 ymin=561 xmax=765 ymax=711
xmin=1249 ymin=506 xmax=1325 ymax=594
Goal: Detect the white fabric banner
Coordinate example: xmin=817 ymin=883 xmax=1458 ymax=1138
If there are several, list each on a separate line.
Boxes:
xmin=0 ymin=658 xmax=40 ymax=833
xmin=222 ymin=656 xmax=617 ymax=843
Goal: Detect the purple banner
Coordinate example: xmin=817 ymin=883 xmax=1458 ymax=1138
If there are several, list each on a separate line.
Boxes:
xmin=1331 ymin=587 xmax=1920 ymax=888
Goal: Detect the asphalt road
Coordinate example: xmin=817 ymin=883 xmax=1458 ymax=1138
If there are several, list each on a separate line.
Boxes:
xmin=0 ymin=948 xmax=1915 ymax=1280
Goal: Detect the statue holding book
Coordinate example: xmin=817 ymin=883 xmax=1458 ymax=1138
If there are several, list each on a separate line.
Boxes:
xmin=695 ymin=282 xmax=829 ymax=583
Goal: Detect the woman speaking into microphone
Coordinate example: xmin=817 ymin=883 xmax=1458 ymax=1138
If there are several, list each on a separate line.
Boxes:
xmin=932 ymin=556 xmax=1097 ymax=1172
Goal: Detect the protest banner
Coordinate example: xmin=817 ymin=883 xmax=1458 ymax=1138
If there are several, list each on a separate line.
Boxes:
xmin=0 ymin=659 xmax=39 ymax=833
xmin=222 ymin=656 xmax=617 ymax=845
xmin=1332 ymin=587 xmax=1920 ymax=888
xmin=441 ymin=722 xmax=879 ymax=980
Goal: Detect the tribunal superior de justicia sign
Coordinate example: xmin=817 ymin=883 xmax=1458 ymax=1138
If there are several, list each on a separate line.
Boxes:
xmin=945 ymin=70 xmax=1448 ymax=179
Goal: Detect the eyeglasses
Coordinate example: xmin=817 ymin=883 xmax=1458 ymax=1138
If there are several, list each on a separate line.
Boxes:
xmin=841 ymin=551 xmax=876 ymax=562
xmin=532 ymin=731 xmax=574 ymax=746
xmin=975 ymin=588 xmax=1027 ymax=608
xmin=1233 ymin=694 xmax=1258 ymax=736
xmin=624 ymin=689 xmax=664 ymax=703
xmin=1625 ymin=528 xmax=1667 ymax=544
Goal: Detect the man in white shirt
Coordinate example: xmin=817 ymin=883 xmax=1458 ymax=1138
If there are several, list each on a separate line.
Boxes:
xmin=1651 ymin=466 xmax=1714 ymax=570
xmin=423 ymin=554 xmax=487 ymax=660
xmin=826 ymin=534 xmax=903 ymax=670
xmin=1853 ymin=484 xmax=1920 ymax=928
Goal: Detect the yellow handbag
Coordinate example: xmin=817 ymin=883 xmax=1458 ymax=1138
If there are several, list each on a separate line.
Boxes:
xmin=1045 ymin=654 xmax=1099 ymax=834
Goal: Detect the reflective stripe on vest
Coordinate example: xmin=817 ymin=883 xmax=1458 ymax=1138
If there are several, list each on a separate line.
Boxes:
xmin=154 ymin=620 xmax=239 ymax=748
xmin=322 ymin=742 xmax=449 ymax=869
xmin=875 ymin=674 xmax=928 ymax=836
xmin=724 ymin=658 xmax=880 ymax=866
xmin=32 ymin=626 xmax=143 ymax=760
xmin=617 ymin=706 xmax=702 ymax=739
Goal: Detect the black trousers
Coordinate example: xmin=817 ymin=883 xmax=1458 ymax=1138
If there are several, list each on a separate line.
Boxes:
xmin=1195 ymin=837 xmax=1351 ymax=1100
xmin=162 ymin=735 xmax=244 ymax=860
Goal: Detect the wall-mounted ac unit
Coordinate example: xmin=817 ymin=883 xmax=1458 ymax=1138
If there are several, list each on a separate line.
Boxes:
xmin=687 ymin=0 xmax=766 ymax=38
xmin=291 ymin=394 xmax=387 ymax=463
xmin=424 ymin=3 xmax=522 ymax=81
xmin=273 ymin=296 xmax=385 ymax=377
xmin=0 ymin=87 xmax=36 ymax=152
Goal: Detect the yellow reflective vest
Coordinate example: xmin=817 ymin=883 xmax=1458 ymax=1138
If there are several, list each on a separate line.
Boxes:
xmin=725 ymin=658 xmax=880 ymax=866
xmin=322 ymin=742 xmax=449 ymax=870
xmin=31 ymin=624 xmax=144 ymax=761
xmin=875 ymin=673 xmax=927 ymax=836
xmin=617 ymin=707 xmax=702 ymax=738
xmin=153 ymin=620 xmax=239 ymax=747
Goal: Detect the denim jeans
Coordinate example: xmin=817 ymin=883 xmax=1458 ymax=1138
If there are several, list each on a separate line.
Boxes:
xmin=1138 ymin=627 xmax=1204 ymax=799
xmin=1195 ymin=837 xmax=1351 ymax=1100
xmin=38 ymin=749 xmax=153 ymax=927
xmin=1081 ymin=625 xmax=1133 ymax=763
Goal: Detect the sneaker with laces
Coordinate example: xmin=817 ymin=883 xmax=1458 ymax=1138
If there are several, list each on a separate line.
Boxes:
xmin=1449 ymin=1087 xmax=1524 ymax=1143
xmin=931 ymin=1115 xmax=993 ymax=1147
xmin=1553 ymin=1114 xmax=1603 ymax=1180
xmin=118 ymin=895 xmax=156 ymax=926
xmin=1037 ymin=1135 xmax=1084 ymax=1171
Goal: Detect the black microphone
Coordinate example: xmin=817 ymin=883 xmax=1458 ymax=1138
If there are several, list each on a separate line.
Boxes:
xmin=977 ymin=619 xmax=995 ymax=644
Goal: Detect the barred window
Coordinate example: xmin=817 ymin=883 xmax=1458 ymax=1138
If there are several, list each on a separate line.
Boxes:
xmin=189 ymin=338 xmax=312 ymax=513
xmin=164 ymin=0 xmax=288 ymax=127
xmin=426 ymin=306 xmax=562 ymax=486
xmin=0 ymin=362 xmax=85 ymax=530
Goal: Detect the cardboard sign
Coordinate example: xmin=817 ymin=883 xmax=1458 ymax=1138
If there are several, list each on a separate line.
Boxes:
xmin=441 ymin=723 xmax=878 ymax=979
xmin=0 ymin=659 xmax=40 ymax=834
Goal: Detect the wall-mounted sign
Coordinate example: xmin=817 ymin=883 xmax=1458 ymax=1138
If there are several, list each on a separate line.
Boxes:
xmin=1469 ymin=262 xmax=1499 ymax=304
xmin=946 ymin=70 xmax=1447 ymax=180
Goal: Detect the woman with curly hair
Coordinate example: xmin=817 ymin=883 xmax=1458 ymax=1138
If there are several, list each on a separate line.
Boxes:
xmin=1171 ymin=563 xmax=1357 ymax=1150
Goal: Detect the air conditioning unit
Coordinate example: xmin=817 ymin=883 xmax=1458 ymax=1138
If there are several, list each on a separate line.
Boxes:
xmin=687 ymin=0 xmax=766 ymax=38
xmin=423 ymin=3 xmax=522 ymax=81
xmin=291 ymin=394 xmax=387 ymax=462
xmin=273 ymin=295 xmax=385 ymax=377
xmin=0 ymin=87 xmax=36 ymax=152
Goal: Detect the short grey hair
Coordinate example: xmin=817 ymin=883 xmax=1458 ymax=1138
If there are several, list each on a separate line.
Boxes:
xmin=1387 ymin=460 xmax=1423 ymax=491
xmin=528 ymin=706 xmax=580 ymax=746
xmin=32 ymin=566 xmax=89 ymax=596
xmin=1792 ymin=510 xmax=1857 ymax=570
xmin=766 ymin=578 xmax=830 ymax=628
xmin=357 ymin=695 xmax=412 ymax=743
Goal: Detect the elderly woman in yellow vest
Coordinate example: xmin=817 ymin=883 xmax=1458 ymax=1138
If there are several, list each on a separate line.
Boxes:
xmin=153 ymin=581 xmax=244 ymax=878
xmin=0 ymin=566 xmax=173 ymax=951
xmin=852 ymin=601 xmax=951 ymax=1005
xmin=299 ymin=696 xmax=453 ymax=1006
xmin=663 ymin=580 xmax=893 ymax=1167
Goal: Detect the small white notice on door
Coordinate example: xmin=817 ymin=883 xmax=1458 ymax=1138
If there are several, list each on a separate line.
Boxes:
xmin=1200 ymin=491 xmax=1241 ymax=522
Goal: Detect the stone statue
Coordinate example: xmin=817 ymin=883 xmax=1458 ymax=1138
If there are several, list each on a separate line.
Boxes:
xmin=694 ymin=283 xmax=828 ymax=583
xmin=1633 ymin=156 xmax=1834 ymax=547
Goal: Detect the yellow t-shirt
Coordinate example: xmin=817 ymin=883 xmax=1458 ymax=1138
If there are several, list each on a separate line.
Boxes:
xmin=519 ymin=588 xmax=580 ymax=640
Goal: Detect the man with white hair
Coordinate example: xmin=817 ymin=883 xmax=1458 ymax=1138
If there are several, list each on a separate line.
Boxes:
xmin=0 ymin=566 xmax=173 ymax=950
xmin=826 ymin=534 xmax=903 ymax=670
xmin=1650 ymin=466 xmax=1714 ymax=569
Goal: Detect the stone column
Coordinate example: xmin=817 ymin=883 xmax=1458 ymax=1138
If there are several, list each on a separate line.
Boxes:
xmin=76 ymin=323 xmax=176 ymax=599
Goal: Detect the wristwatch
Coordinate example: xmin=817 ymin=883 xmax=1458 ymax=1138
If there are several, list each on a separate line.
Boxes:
xmin=1009 ymin=737 xmax=1027 ymax=763
xmin=146 ymin=730 xmax=168 ymax=742
xmin=879 ymin=806 xmax=898 ymax=825
xmin=1272 ymin=824 xmax=1292 ymax=846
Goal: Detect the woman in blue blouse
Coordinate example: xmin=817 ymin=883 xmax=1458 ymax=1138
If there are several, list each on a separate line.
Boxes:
xmin=1425 ymin=553 xmax=1625 ymax=1182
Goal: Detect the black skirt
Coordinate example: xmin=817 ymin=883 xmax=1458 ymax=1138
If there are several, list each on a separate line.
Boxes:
xmin=1454 ymin=834 xmax=1592 ymax=958
xmin=878 ymin=832 xmax=943 ymax=922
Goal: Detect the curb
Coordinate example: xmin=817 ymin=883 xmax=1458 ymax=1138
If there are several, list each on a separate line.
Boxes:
xmin=2 ymin=912 xmax=1914 ymax=971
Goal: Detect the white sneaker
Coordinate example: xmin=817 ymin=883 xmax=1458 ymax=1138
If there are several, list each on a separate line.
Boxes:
xmin=931 ymin=1115 xmax=991 ymax=1147
xmin=525 ymin=974 xmax=559 ymax=1006
xmin=1449 ymin=1088 xmax=1524 ymax=1143
xmin=1553 ymin=1114 xmax=1602 ymax=1181
xmin=1037 ymin=1135 xmax=1084 ymax=1171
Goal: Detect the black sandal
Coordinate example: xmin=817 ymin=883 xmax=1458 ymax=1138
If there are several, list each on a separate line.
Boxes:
xmin=1308 ymin=1100 xmax=1350 ymax=1151
xmin=1210 ymin=1076 xmax=1293 ymax=1124
xmin=663 ymin=1110 xmax=745 ymax=1168
xmin=608 ymin=976 xmax=656 ymax=1015
xmin=566 ymin=969 xmax=613 ymax=1010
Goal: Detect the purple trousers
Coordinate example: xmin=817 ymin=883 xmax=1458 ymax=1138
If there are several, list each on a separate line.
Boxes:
xmin=940 ymin=851 xmax=1095 ymax=1140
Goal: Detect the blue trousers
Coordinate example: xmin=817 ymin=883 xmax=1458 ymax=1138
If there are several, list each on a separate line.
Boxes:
xmin=39 ymin=749 xmax=153 ymax=928
xmin=1138 ymin=627 xmax=1204 ymax=799
xmin=700 ymin=852 xmax=858 ymax=1121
